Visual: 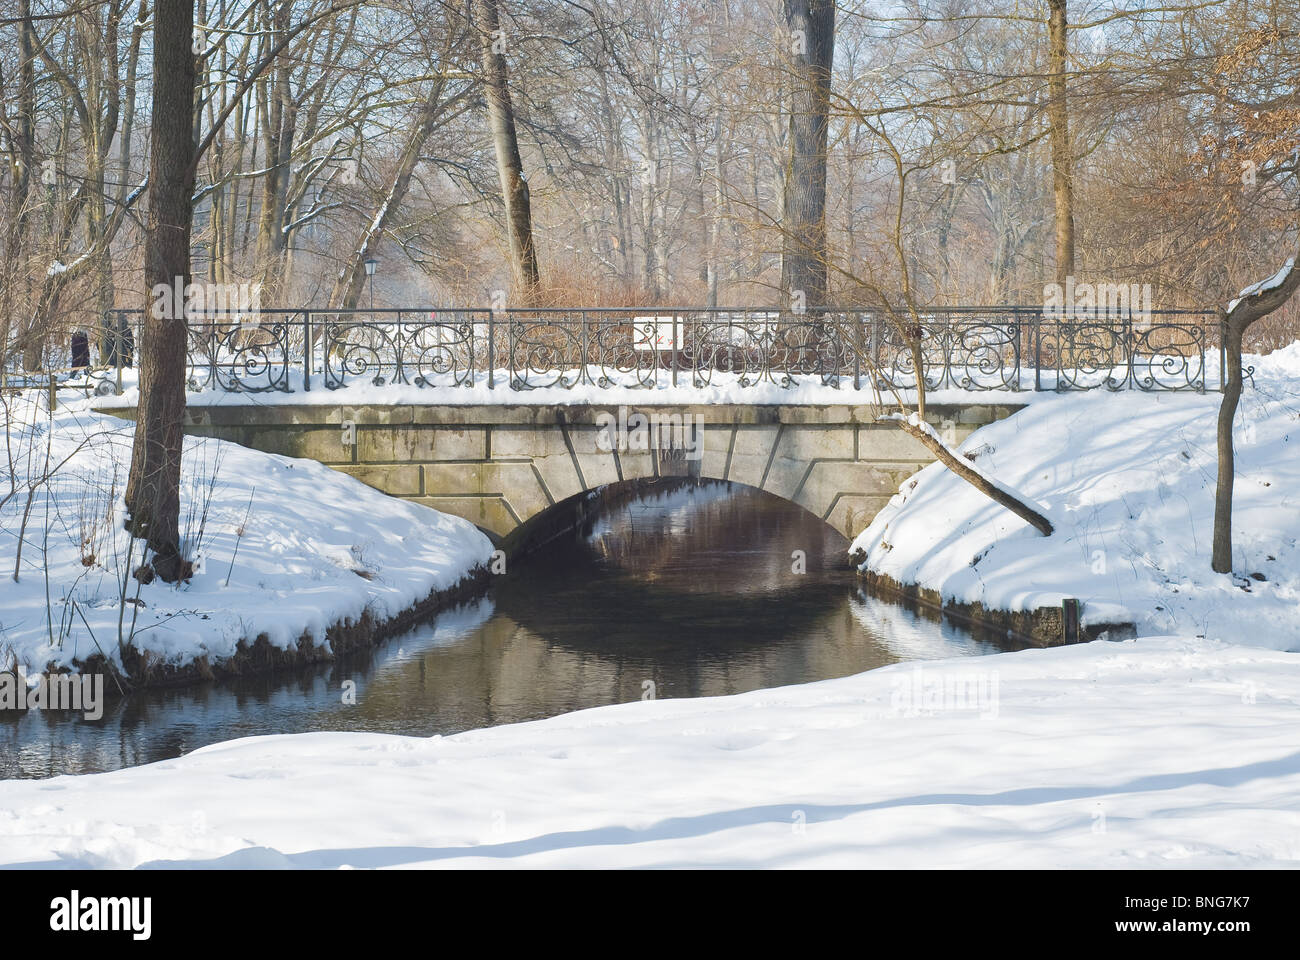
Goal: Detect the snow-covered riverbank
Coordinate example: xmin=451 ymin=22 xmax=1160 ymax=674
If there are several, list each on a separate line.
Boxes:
xmin=0 ymin=635 xmax=1296 ymax=868
xmin=4 ymin=347 xmax=1297 ymax=869
xmin=0 ymin=397 xmax=494 ymax=679
xmin=852 ymin=344 xmax=1300 ymax=650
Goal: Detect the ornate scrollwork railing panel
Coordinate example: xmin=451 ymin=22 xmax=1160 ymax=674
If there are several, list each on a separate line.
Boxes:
xmin=1130 ymin=321 xmax=1207 ymax=392
xmin=506 ymin=313 xmax=584 ymax=390
xmin=1033 ymin=315 xmax=1208 ymax=392
xmin=861 ymin=314 xmax=1023 ymax=392
xmin=589 ymin=314 xmax=660 ymax=389
xmin=320 ymin=313 xmax=402 ymax=388
xmin=870 ymin=317 xmax=941 ymax=392
xmin=186 ymin=315 xmax=293 ymax=393
xmin=943 ymin=316 xmax=1023 ymax=391
xmin=85 ymin=306 xmax=1220 ymax=397
xmin=686 ymin=312 xmax=772 ymax=387
xmin=401 ymin=311 xmax=481 ymax=388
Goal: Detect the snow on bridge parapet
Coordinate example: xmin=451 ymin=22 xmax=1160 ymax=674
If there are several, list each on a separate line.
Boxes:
xmin=91 ymin=305 xmax=1223 ymax=400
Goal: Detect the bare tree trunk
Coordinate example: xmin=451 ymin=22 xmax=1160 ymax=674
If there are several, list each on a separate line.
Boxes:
xmin=694 ymin=151 xmax=708 ymax=287
xmin=475 ymin=0 xmax=540 ymax=298
xmin=124 ymin=0 xmax=197 ymax=583
xmin=330 ymin=86 xmax=448 ymax=308
xmin=254 ymin=0 xmax=294 ymax=299
xmin=15 ymin=0 xmax=35 ymax=215
xmin=1212 ymin=318 xmax=1242 ymax=573
xmin=707 ymin=118 xmax=725 ymax=308
xmin=596 ymin=70 xmax=633 ymax=283
xmin=779 ymin=0 xmax=834 ymax=307
xmin=1212 ymin=248 xmax=1300 ymax=573
xmin=1046 ymin=0 xmax=1075 ymax=284
xmin=639 ymin=113 xmax=660 ymax=298
xmin=0 ymin=0 xmax=37 ymax=369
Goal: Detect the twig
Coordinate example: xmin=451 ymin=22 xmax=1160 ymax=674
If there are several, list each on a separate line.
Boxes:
xmin=72 ymin=599 xmax=127 ymax=697
xmin=117 ymin=531 xmax=135 ymax=654
xmin=225 ymin=485 xmax=256 ymax=587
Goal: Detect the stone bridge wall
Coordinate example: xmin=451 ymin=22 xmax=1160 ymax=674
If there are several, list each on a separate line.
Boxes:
xmin=153 ymin=402 xmax=1024 ymax=541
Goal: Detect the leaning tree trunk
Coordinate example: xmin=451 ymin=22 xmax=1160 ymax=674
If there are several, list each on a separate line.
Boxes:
xmin=330 ymin=88 xmax=447 ymax=308
xmin=1046 ymin=0 xmax=1075 ymax=285
xmin=475 ymin=0 xmax=540 ymax=298
xmin=894 ymin=417 xmax=1054 ymax=536
xmin=779 ymin=0 xmax=835 ymax=309
xmin=124 ymin=0 xmax=197 ymax=583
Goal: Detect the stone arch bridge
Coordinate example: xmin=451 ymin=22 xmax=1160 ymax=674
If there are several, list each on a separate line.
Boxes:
xmin=90 ymin=304 xmax=1214 ymax=547
xmin=167 ymin=401 xmax=1024 ymax=545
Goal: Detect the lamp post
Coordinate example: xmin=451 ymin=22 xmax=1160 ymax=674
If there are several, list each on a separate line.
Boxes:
xmin=364 ymin=257 xmax=378 ymax=310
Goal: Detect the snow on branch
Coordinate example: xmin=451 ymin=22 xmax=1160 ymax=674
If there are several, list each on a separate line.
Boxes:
xmin=1228 ymin=257 xmax=1297 ymax=314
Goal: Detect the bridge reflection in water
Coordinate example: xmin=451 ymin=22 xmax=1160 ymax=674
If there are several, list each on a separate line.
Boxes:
xmin=0 ymin=479 xmax=1025 ymax=780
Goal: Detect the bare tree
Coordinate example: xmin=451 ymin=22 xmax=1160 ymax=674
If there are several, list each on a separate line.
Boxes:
xmin=124 ymin=0 xmax=197 ymax=582
xmin=1203 ymin=9 xmax=1300 ymax=573
xmin=330 ymin=19 xmax=477 ymax=308
xmin=779 ymin=0 xmax=834 ymax=307
xmin=1046 ymin=0 xmax=1075 ymax=283
xmin=475 ymin=0 xmax=539 ymax=297
xmin=1214 ymin=247 xmax=1298 ymax=573
xmin=0 ymin=0 xmax=37 ymax=371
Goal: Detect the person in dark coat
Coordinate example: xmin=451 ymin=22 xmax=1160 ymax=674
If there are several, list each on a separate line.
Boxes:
xmin=71 ymin=330 xmax=91 ymax=370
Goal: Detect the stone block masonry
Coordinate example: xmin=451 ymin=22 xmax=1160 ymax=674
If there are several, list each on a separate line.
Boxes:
xmin=107 ymin=402 xmax=1023 ymax=541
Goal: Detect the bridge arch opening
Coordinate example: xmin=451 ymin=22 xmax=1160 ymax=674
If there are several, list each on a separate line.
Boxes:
xmin=500 ymin=476 xmax=853 ymax=570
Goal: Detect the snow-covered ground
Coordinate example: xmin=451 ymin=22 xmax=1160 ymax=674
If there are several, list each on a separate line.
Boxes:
xmin=0 ymin=396 xmax=494 ymax=677
xmin=3 ymin=343 xmax=1297 ymax=869
xmin=0 ymin=635 xmax=1296 ymax=868
xmin=852 ymin=344 xmax=1300 ymax=650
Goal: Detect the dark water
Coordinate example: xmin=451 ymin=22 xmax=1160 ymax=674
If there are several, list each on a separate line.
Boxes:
xmin=1 ymin=479 xmax=1023 ymax=779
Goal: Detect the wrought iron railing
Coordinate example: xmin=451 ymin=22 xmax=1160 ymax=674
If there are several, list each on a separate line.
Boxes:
xmin=84 ymin=305 xmax=1225 ymax=396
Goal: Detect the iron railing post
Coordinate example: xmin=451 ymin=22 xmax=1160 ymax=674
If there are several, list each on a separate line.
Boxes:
xmin=112 ymin=310 xmax=123 ymax=393
xmin=1197 ymin=317 xmax=1206 ymax=394
xmin=1198 ymin=316 xmax=1207 ymax=394
xmin=871 ymin=313 xmax=880 ymax=388
xmin=487 ymin=309 xmax=495 ymax=390
xmin=1124 ymin=317 xmax=1135 ymax=391
xmin=580 ymin=310 xmax=589 ymax=386
xmin=1012 ymin=307 xmax=1023 ymax=390
xmin=854 ymin=312 xmax=861 ymax=390
xmin=303 ymin=310 xmax=312 ymax=391
xmin=507 ymin=309 xmax=515 ymax=390
xmin=816 ymin=309 xmax=825 ymax=384
xmin=1034 ymin=313 xmax=1042 ymax=392
xmin=672 ymin=311 xmax=679 ymax=388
